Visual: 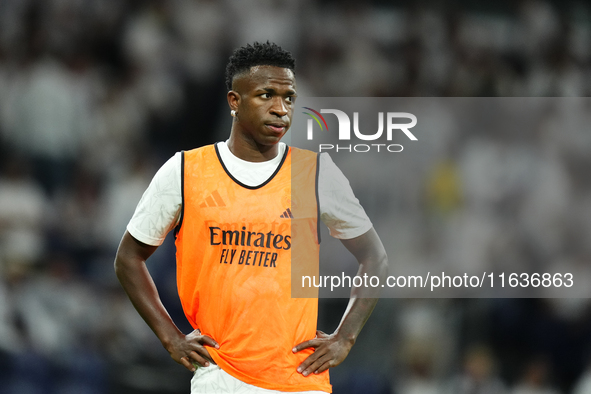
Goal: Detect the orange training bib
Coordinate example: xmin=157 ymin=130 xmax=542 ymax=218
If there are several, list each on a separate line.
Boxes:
xmin=174 ymin=144 xmax=331 ymax=392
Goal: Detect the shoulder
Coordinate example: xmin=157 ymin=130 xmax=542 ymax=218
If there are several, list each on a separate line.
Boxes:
xmin=287 ymin=149 xmax=345 ymax=180
xmin=143 ymin=151 xmax=183 ymax=197
xmin=289 ymin=147 xmax=321 ymax=168
xmin=184 ymin=143 xmax=218 ymax=160
xmin=185 ymin=143 xmax=218 ymax=153
xmin=141 ymin=151 xmax=183 ymax=199
xmin=317 ymin=152 xmax=348 ymax=183
xmin=126 ymin=151 xmax=184 ymax=246
xmin=289 ymin=146 xmax=317 ymax=156
xmin=316 ymin=154 xmax=373 ymax=239
xmin=156 ymin=151 xmax=182 ymax=178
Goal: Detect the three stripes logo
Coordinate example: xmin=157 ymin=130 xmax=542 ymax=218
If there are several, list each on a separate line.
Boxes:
xmin=280 ymin=208 xmax=293 ymax=219
xmin=200 ymin=191 xmax=293 ymax=219
xmin=200 ymin=190 xmax=226 ymax=208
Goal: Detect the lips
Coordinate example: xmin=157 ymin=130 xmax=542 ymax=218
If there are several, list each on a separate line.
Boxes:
xmin=266 ymin=123 xmax=286 ymax=133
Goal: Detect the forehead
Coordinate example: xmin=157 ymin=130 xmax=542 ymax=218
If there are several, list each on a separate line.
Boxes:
xmin=235 ymin=65 xmax=296 ymax=91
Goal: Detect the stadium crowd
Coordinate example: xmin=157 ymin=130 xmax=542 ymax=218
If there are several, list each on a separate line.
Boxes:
xmin=0 ymin=0 xmax=591 ymax=393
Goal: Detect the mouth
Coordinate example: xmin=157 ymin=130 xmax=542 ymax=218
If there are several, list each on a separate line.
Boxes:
xmin=266 ymin=123 xmax=287 ymax=133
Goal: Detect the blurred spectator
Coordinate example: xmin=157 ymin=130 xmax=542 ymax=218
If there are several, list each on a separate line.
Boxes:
xmin=172 ymin=0 xmax=229 ymax=83
xmin=0 ymin=1 xmax=590 ymax=393
xmin=446 ymin=345 xmax=508 ymax=394
xmin=52 ymin=164 xmax=106 ymax=272
xmin=0 ymin=154 xmax=48 ymax=274
xmin=573 ymin=362 xmax=591 ymax=394
xmin=14 ymin=253 xmax=100 ymax=357
xmin=3 ymin=55 xmax=96 ymax=195
xmin=0 ymin=279 xmax=24 ymax=355
xmin=85 ymin=75 xmax=148 ymax=176
xmin=98 ymin=147 xmax=155 ymax=253
xmin=511 ymin=357 xmax=562 ymax=394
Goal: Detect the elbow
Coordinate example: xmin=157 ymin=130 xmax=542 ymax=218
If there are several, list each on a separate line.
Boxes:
xmin=114 ymin=245 xmax=133 ymax=281
xmin=363 ymin=249 xmax=388 ymax=279
xmin=114 ymin=253 xmax=125 ymax=279
xmin=376 ymin=250 xmax=389 ymax=279
xmin=113 ymin=231 xmax=138 ymax=279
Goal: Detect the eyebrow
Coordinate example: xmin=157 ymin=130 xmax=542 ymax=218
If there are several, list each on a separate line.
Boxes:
xmin=260 ymin=87 xmax=297 ymax=95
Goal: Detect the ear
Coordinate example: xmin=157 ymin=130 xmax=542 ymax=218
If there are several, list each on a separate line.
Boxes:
xmin=227 ymin=90 xmax=240 ymax=112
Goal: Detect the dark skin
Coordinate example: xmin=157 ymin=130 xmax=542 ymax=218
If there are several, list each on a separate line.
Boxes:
xmin=115 ymin=231 xmax=218 ymax=371
xmin=114 ymin=65 xmax=388 ymax=377
xmin=292 ymin=227 xmax=387 ymax=376
xmin=226 ymin=65 xmax=296 ymax=162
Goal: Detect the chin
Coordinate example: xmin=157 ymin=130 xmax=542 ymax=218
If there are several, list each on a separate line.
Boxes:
xmin=261 ymin=139 xmax=281 ymax=146
xmin=262 ymin=134 xmax=285 ymax=144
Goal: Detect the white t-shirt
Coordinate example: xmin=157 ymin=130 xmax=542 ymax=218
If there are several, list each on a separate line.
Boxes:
xmin=127 ymin=142 xmax=372 ymax=246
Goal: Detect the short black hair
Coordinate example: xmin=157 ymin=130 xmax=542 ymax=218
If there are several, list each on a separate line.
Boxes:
xmin=225 ymin=41 xmax=295 ymax=90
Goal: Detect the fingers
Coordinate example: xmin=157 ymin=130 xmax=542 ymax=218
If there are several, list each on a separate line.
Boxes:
xmin=292 ymin=338 xmax=320 ymax=353
xmin=293 ymin=331 xmax=331 ymax=353
xmin=294 ymin=332 xmax=347 ymax=377
xmin=297 ymin=352 xmax=332 ymax=376
xmin=192 ymin=344 xmax=213 ymax=361
xmin=179 ymin=348 xmax=213 ymax=372
xmin=198 ymin=335 xmax=220 ymax=349
xmin=189 ymin=350 xmax=212 ymax=367
xmin=186 ymin=331 xmax=220 ymax=349
xmin=312 ymin=360 xmax=332 ymax=374
xmin=179 ymin=355 xmax=200 ymax=372
xmin=173 ymin=333 xmax=220 ymax=372
xmin=306 ymin=354 xmax=332 ymax=375
xmin=189 ymin=335 xmax=218 ymax=366
xmin=296 ymin=354 xmax=316 ymax=375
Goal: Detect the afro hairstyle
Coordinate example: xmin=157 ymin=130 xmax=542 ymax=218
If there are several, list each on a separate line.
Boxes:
xmin=225 ymin=41 xmax=295 ymax=91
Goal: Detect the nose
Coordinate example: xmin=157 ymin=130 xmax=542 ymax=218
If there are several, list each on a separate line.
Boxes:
xmin=270 ymin=97 xmax=288 ymax=117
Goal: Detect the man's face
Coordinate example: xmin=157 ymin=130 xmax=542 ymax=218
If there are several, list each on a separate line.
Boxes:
xmin=230 ymin=65 xmax=297 ymax=147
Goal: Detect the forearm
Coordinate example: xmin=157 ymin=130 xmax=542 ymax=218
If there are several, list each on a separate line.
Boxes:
xmin=114 ymin=233 xmax=183 ymax=349
xmin=335 ymin=227 xmax=388 ymax=343
xmin=293 ymin=231 xmax=388 ymax=375
xmin=334 ymin=253 xmax=387 ymax=344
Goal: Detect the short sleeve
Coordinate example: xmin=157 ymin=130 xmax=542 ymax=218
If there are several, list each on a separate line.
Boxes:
xmin=127 ymin=152 xmax=183 ymax=246
xmin=318 ymin=153 xmax=373 ymax=239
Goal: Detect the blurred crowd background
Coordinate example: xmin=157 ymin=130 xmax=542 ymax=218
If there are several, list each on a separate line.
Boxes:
xmin=0 ymin=0 xmax=591 ymax=393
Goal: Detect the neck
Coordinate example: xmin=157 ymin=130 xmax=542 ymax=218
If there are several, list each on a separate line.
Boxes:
xmin=227 ymin=131 xmax=279 ymax=162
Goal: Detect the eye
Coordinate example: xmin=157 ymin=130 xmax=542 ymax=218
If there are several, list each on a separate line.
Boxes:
xmin=287 ymin=96 xmax=294 ymax=102
xmin=261 ymin=93 xmax=271 ymax=99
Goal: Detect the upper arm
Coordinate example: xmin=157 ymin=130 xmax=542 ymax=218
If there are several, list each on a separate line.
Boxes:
xmin=339 ymin=228 xmax=388 ymax=298
xmin=339 ymin=227 xmax=387 ymax=268
xmin=115 ymin=230 xmax=159 ymax=268
xmin=127 ymin=152 xmax=183 ymax=246
xmin=317 ymin=153 xmax=372 ymax=240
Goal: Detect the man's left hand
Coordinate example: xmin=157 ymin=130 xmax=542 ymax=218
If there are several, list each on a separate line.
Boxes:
xmin=292 ymin=330 xmax=354 ymax=376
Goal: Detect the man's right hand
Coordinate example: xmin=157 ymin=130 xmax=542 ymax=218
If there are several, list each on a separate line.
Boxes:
xmin=165 ymin=329 xmax=220 ymax=372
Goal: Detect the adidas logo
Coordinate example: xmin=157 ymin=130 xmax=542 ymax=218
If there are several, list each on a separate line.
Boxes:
xmin=280 ymin=208 xmax=293 ymax=219
xmin=200 ymin=190 xmax=226 ymax=208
